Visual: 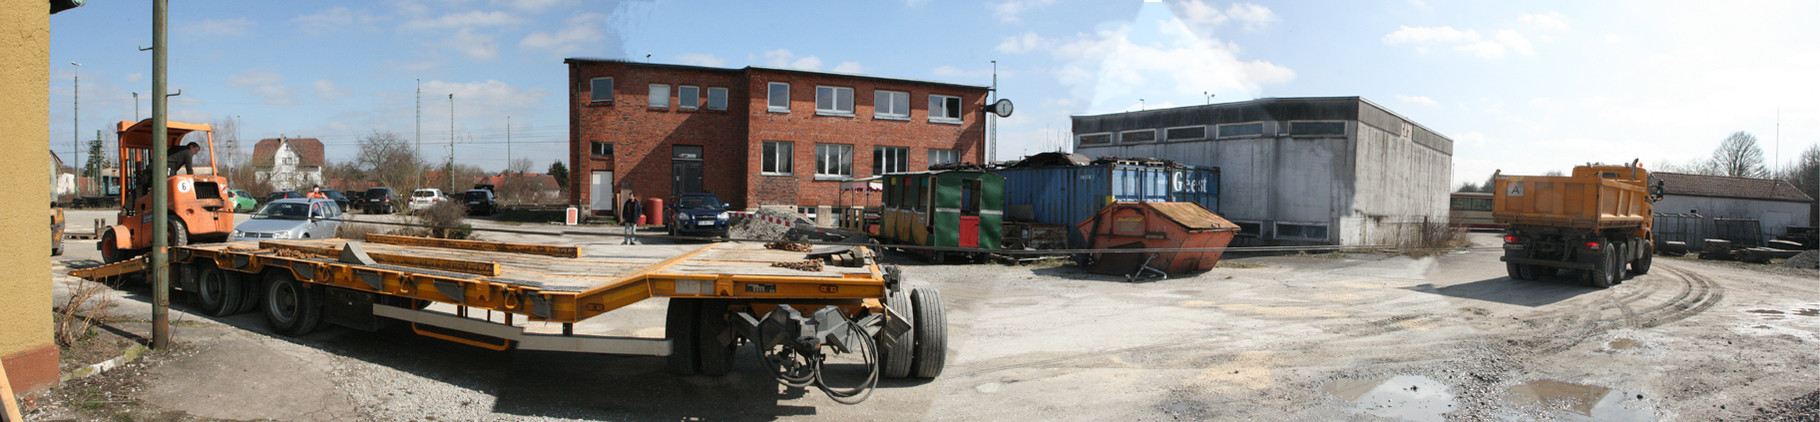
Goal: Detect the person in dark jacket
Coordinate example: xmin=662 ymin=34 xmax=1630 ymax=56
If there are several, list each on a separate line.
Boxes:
xmin=621 ymin=192 xmax=642 ymax=244
xmin=167 ymin=142 xmax=200 ymax=176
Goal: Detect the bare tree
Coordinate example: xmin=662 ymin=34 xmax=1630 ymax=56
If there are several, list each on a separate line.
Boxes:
xmin=1711 ymin=131 xmax=1769 ymax=178
xmin=1782 ymin=143 xmax=1819 ymax=202
xmin=1455 ymin=182 xmax=1480 ymax=193
xmin=354 ymin=131 xmax=422 ymax=190
xmin=1542 ymin=170 xmax=1566 ymax=177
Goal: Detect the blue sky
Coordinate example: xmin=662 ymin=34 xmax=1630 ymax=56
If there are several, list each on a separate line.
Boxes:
xmin=47 ymin=0 xmax=1819 ymax=186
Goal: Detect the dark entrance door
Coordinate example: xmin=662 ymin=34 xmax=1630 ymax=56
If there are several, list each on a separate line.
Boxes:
xmin=672 ymin=145 xmax=704 ymax=196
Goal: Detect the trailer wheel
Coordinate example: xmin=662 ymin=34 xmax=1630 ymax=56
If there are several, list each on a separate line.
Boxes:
xmin=908 ymin=287 xmax=947 ymax=378
xmin=665 ymin=298 xmax=701 ymax=375
xmin=233 ymin=272 xmax=263 ymax=314
xmin=879 ymin=289 xmax=916 ymax=378
xmin=194 ymin=265 xmax=242 ymax=317
xmin=1585 ymin=247 xmax=1616 ymax=288
xmin=263 ymin=271 xmax=324 ymax=336
xmin=696 ymin=299 xmax=737 ymax=376
xmin=1632 ymin=243 xmax=1653 ymax=275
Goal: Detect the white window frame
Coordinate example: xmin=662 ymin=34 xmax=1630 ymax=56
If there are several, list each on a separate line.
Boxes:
xmin=1217 ymin=122 xmax=1266 ymax=139
xmin=873 ymin=90 xmax=910 ymax=120
xmin=1164 ymin=125 xmax=1207 ymax=142
xmin=648 ymin=84 xmax=670 ymax=108
xmin=590 ymin=141 xmax=613 ymax=157
xmin=1077 ymin=133 xmax=1113 ymax=146
xmin=706 ymin=87 xmax=728 ymax=111
xmin=873 ymin=146 xmax=909 ymax=175
xmin=816 ymin=86 xmax=855 ymax=116
xmin=589 ymin=77 xmax=613 ymax=103
xmin=761 ymin=141 xmax=793 ymax=176
xmin=1119 ymin=129 xmax=1158 ymax=144
xmin=927 ymin=148 xmax=960 ymax=169
xmin=678 ymin=85 xmax=700 ymax=110
xmin=814 ymin=143 xmax=854 ymax=179
xmin=929 ymin=94 xmax=962 ymax=124
xmin=767 ymin=82 xmax=790 ymax=113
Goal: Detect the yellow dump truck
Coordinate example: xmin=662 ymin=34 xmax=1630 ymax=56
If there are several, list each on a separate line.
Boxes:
xmin=1492 ymin=161 xmax=1664 ymax=288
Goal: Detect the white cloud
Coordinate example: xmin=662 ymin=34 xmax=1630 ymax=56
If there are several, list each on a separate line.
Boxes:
xmin=674 ymin=53 xmax=727 ymax=67
xmin=519 ymin=13 xmax=606 ymax=58
xmin=993 ymin=0 xmax=1055 ymax=23
xmin=1041 ymin=15 xmax=1294 ymax=113
xmin=1396 ymin=95 xmax=1438 ymax=106
xmin=293 ymin=7 xmax=380 ymax=33
xmin=1177 ymin=0 xmax=1228 ymax=26
xmin=422 ymin=79 xmax=547 ymax=112
xmin=832 ymin=62 xmax=865 ymax=74
xmin=761 ymin=49 xmax=824 ymax=71
xmin=227 ymin=70 xmax=296 ymax=105
xmin=997 ymin=31 xmax=1048 ymax=53
xmin=1519 ymin=12 xmax=1568 ymax=32
xmin=1223 ymin=3 xmax=1278 ymax=31
xmin=446 ymin=28 xmax=499 ymax=60
xmin=403 ymin=10 xmax=525 ymax=30
xmin=1172 ymin=2 xmax=1277 ymax=31
xmin=189 ymin=18 xmax=255 ymax=36
xmin=1384 ymin=25 xmax=1535 ymax=58
xmin=125 ymin=73 xmax=142 ymax=83
xmin=314 ymin=80 xmax=348 ymax=102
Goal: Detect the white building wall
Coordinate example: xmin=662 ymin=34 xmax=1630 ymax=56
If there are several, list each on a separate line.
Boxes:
xmin=255 ymin=142 xmax=324 ymax=191
xmin=1653 ymin=195 xmax=1813 ymax=245
xmin=1344 ymin=122 xmax=1452 ymax=246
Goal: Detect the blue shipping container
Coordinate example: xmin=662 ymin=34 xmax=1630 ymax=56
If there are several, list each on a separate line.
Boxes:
xmin=994 ymin=161 xmax=1220 ymax=247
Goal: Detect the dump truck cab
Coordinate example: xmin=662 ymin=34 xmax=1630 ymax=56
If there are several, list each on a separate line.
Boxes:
xmin=98 ymin=119 xmax=235 ymax=262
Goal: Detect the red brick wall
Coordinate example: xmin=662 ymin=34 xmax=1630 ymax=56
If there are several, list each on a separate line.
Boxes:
xmin=568 ymin=61 xmax=985 ymax=211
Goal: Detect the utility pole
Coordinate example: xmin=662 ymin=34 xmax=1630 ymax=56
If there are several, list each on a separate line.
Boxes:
xmin=448 ymin=93 xmax=455 ymax=193
xmin=150 ymin=0 xmax=171 ymax=350
xmin=415 ymin=79 xmax=421 ymax=190
xmin=72 ymin=62 xmax=80 ymax=193
xmin=989 ymin=60 xmax=996 ymax=165
xmin=506 ymin=115 xmax=512 ymax=173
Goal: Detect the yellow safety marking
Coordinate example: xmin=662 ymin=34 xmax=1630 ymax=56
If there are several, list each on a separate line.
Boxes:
xmin=410 ymin=323 xmax=514 ymax=351
xmin=260 ymin=241 xmax=501 ymax=276
xmin=365 ymin=233 xmax=581 ymax=258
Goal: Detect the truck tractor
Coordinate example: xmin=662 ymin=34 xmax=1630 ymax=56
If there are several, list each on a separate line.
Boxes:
xmin=98 ymin=119 xmax=236 ymax=263
xmin=1493 ymin=160 xmax=1665 ymax=288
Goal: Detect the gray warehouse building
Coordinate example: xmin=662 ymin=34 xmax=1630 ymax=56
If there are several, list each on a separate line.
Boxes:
xmin=1071 ymin=97 xmax=1453 ymax=245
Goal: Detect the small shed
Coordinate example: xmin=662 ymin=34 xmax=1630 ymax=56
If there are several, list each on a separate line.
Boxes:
xmin=1077 ymin=202 xmax=1239 ymax=277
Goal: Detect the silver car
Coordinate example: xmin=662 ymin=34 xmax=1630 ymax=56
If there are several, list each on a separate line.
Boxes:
xmin=232 ymin=198 xmax=343 ymax=240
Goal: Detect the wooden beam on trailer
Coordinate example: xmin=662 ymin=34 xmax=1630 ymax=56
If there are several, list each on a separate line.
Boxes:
xmin=258 ymin=241 xmax=501 ymax=276
xmin=363 ymin=233 xmax=581 ymax=258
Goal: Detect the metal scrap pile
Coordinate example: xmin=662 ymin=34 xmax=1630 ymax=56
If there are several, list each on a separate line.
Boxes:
xmin=764 ymin=242 xmax=813 ymax=252
xmin=729 ymin=207 xmax=807 ymax=241
xmin=771 ymin=260 xmax=824 ymax=272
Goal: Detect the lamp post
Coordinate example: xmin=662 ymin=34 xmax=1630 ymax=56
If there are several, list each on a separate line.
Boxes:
xmin=71 ymin=62 xmax=80 ymax=195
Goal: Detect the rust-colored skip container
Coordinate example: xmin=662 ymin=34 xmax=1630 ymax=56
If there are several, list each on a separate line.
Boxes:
xmin=1492 ymin=164 xmax=1654 ymax=232
xmin=1077 ymin=202 xmax=1240 ymax=276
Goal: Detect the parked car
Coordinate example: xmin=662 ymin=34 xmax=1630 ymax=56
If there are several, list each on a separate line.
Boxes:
xmin=666 ymin=192 xmax=731 ymax=238
xmin=321 ymin=189 xmax=352 ymax=212
xmin=409 ymin=188 xmax=446 ymax=212
xmin=362 ymin=187 xmax=399 ymax=214
xmin=462 ymin=189 xmax=498 ymax=216
xmin=226 ymin=189 xmax=257 ymax=212
xmin=231 ymin=198 xmax=343 ymax=240
xmin=266 ymin=191 xmax=303 ymax=204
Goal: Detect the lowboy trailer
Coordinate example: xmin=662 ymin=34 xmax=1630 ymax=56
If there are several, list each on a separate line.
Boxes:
xmin=72 ymin=233 xmax=947 ymax=403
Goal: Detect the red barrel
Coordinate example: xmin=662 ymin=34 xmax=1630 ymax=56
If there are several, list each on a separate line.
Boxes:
xmin=644 ymin=198 xmax=664 ymax=226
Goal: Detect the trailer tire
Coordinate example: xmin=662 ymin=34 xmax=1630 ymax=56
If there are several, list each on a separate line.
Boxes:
xmin=1632 ymin=243 xmax=1653 ymax=275
xmin=234 ymin=272 xmax=263 ymax=314
xmin=909 ymin=287 xmax=947 ymax=379
xmin=263 ymin=271 xmax=324 ymax=336
xmin=194 ymin=265 xmax=242 ymax=317
xmin=665 ymin=298 xmax=701 ymax=376
xmin=879 ymin=289 xmax=916 ymax=378
xmin=1585 ymin=247 xmax=1616 ymax=288
xmin=695 ymin=300 xmax=736 ymax=376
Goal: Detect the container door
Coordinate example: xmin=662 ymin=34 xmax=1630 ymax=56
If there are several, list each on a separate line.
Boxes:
xmin=958 ymin=178 xmax=982 ymax=248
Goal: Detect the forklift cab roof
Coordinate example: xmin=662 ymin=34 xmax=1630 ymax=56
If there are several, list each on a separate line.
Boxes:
xmin=115 ymin=119 xmax=213 ymax=149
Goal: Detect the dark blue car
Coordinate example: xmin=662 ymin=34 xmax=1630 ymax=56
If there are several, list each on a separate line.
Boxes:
xmin=666 ymin=193 xmax=730 ymax=238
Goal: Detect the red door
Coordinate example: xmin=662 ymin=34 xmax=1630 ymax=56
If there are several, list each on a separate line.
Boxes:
xmin=959 ymin=216 xmax=980 ymax=248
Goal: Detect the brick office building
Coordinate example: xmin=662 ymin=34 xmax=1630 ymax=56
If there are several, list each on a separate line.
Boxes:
xmin=565 ymin=59 xmax=988 ymax=216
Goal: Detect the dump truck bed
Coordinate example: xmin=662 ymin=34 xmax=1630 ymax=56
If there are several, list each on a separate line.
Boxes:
xmin=1492 ymin=169 xmax=1652 ymax=230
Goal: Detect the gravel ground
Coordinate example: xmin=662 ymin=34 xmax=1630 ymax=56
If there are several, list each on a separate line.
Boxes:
xmin=33 ymin=228 xmax=1820 ymax=420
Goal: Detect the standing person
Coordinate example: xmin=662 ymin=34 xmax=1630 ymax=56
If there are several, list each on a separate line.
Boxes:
xmin=307 ymin=186 xmax=327 ymax=199
xmin=621 ymin=192 xmax=643 ymax=244
xmin=167 ymin=142 xmax=201 ymax=176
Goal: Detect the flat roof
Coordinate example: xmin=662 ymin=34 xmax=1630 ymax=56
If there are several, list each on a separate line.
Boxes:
xmin=565 ymin=57 xmax=990 ymax=90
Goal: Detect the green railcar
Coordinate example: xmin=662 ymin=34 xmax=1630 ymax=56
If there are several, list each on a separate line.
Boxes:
xmin=879 ymin=170 xmax=1003 ymax=261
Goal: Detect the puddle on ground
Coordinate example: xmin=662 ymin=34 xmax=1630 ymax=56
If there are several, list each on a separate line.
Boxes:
xmin=1747 ymin=309 xmax=1788 ymax=320
xmin=1608 ymin=338 xmax=1638 ymax=349
xmin=1325 ymin=375 xmax=1453 ymax=422
xmin=1505 ymin=379 xmax=1653 ymax=421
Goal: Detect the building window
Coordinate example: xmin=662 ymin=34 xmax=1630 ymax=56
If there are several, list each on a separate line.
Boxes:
xmin=1217 ymin=122 xmax=1264 ymax=138
xmin=1120 ymin=129 xmax=1157 ymax=144
xmin=589 ymin=77 xmax=613 ymax=103
xmin=816 ymin=86 xmax=854 ymax=116
xmin=762 ymin=141 xmax=793 ymax=175
xmin=815 ymin=143 xmax=854 ymax=179
xmin=672 ymin=145 xmax=703 ymax=160
xmin=590 ymin=142 xmax=614 ymax=157
xmin=707 ymin=87 xmax=728 ymax=110
xmin=678 ymin=86 xmax=700 ymax=110
xmin=927 ymin=148 xmax=959 ymax=168
xmin=1275 ymin=222 xmax=1329 ymax=240
xmin=1233 ymin=221 xmax=1261 ymax=237
xmin=648 ymin=84 xmax=670 ymax=108
xmin=873 ymin=146 xmax=909 ymax=175
xmin=1289 ymin=121 xmax=1346 ymax=136
xmin=768 ymin=82 xmax=789 ymax=113
xmin=874 ymin=90 xmax=910 ymax=120
xmin=1165 ymin=126 xmax=1206 ymax=142
xmin=930 ymin=94 xmax=962 ymax=123
xmin=1078 ymin=133 xmax=1113 ymax=146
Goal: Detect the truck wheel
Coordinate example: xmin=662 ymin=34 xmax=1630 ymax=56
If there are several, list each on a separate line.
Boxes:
xmin=909 ymin=287 xmax=947 ymax=378
xmin=194 ymin=265 xmax=242 ymax=317
xmin=696 ymin=299 xmax=736 ymax=376
xmin=1632 ymin=243 xmax=1653 ymax=275
xmin=263 ymin=271 xmax=324 ymax=336
xmin=1585 ymin=247 xmax=1616 ymax=288
xmin=100 ymin=230 xmax=125 ymax=263
xmin=665 ymin=298 xmax=701 ymax=375
xmin=1614 ymin=243 xmax=1630 ymax=282
xmin=879 ymin=289 xmax=916 ymax=378
xmin=1505 ymin=263 xmax=1527 ymax=280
